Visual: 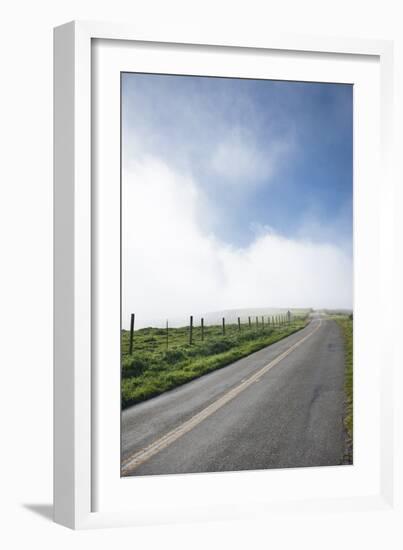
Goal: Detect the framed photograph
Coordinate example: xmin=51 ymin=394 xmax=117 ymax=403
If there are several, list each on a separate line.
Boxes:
xmin=54 ymin=21 xmax=397 ymax=530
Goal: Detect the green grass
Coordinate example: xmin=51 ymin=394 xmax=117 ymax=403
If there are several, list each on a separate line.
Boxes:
xmin=334 ymin=315 xmax=353 ymax=443
xmin=121 ymin=317 xmax=308 ymax=408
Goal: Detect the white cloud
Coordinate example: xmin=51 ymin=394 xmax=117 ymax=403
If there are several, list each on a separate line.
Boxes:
xmin=210 ymin=127 xmax=291 ymax=185
xmin=122 ymin=158 xmax=352 ymax=328
xmin=123 ymin=80 xmax=295 ymax=189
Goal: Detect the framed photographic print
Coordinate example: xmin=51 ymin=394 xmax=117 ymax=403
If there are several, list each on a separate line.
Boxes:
xmin=120 ymin=71 xmax=354 ymax=477
xmin=54 ymin=21 xmax=398 ymax=530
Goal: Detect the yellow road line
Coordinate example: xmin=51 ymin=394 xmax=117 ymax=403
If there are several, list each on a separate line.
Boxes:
xmin=121 ymin=320 xmax=322 ymax=475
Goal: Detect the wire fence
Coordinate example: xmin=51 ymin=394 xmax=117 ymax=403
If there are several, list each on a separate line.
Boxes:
xmin=122 ymin=311 xmax=300 ymax=356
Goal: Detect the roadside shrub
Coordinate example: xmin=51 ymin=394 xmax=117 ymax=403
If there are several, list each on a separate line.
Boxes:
xmin=200 ymin=339 xmax=233 ymax=355
xmin=163 ymin=348 xmax=188 ymax=364
xmin=121 ymin=352 xmax=153 ymax=378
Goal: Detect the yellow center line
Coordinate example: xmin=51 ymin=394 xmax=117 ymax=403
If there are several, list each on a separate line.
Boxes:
xmin=121 ymin=319 xmax=323 ymax=475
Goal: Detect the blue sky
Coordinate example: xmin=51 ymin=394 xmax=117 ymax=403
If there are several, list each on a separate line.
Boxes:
xmin=122 ymin=74 xmax=352 ymax=251
xmin=121 ymin=73 xmax=353 ymax=325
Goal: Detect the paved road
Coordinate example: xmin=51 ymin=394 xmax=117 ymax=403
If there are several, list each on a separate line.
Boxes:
xmin=121 ymin=315 xmax=346 ymax=476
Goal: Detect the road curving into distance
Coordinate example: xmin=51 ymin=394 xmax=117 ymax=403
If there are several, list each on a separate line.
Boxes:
xmin=121 ymin=313 xmax=346 ymax=476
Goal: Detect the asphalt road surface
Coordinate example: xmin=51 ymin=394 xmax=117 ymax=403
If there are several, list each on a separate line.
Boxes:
xmin=121 ymin=315 xmax=346 ymax=476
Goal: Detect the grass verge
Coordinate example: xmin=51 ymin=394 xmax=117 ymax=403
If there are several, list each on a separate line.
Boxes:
xmin=121 ymin=318 xmax=308 ymax=409
xmin=334 ymin=316 xmax=353 ymax=461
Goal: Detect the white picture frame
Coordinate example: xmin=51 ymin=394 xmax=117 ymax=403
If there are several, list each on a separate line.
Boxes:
xmin=54 ymin=20 xmax=398 ymax=531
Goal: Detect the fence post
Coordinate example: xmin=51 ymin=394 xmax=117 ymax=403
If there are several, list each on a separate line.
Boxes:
xmin=166 ymin=319 xmax=169 ymax=350
xmin=248 ymin=316 xmax=251 ymax=328
xmin=201 ymin=317 xmax=204 ymax=341
xmin=189 ymin=315 xmax=193 ymax=345
xmin=238 ymin=317 xmax=241 ymax=331
xmin=129 ymin=313 xmax=135 ymax=355
xmin=222 ymin=317 xmax=226 ymax=335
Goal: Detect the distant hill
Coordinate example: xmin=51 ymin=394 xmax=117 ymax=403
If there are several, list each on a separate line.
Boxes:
xmin=323 ymin=308 xmax=353 ymax=316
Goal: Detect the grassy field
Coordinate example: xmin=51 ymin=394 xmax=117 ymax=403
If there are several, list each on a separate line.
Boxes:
xmin=334 ymin=315 xmax=353 ymax=453
xmin=121 ymin=317 xmax=308 ymax=409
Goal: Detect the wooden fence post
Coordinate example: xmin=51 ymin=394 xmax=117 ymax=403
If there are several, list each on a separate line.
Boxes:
xmin=222 ymin=317 xmax=226 ymax=335
xmin=129 ymin=313 xmax=135 ymax=355
xmin=238 ymin=317 xmax=241 ymax=331
xmin=201 ymin=317 xmax=204 ymax=341
xmin=248 ymin=316 xmax=251 ymax=328
xmin=189 ymin=315 xmax=193 ymax=345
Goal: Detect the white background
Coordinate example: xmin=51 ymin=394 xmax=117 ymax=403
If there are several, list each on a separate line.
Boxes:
xmin=0 ymin=0 xmax=402 ymax=548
